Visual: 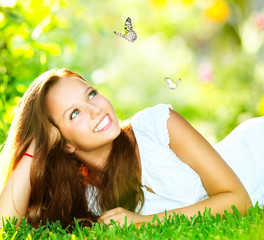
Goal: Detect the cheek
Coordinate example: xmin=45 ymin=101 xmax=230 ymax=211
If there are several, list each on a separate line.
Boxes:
xmin=71 ymin=119 xmax=92 ymax=139
xmin=96 ymin=95 xmax=113 ymax=108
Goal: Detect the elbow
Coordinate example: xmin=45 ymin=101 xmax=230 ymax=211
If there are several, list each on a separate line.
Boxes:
xmin=243 ymin=192 xmax=252 ymax=214
xmin=0 ymin=214 xmax=22 ymax=228
xmin=235 ymin=190 xmax=252 ymax=216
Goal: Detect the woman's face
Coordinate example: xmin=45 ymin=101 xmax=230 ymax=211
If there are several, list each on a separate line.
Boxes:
xmin=46 ymin=76 xmax=121 ymax=168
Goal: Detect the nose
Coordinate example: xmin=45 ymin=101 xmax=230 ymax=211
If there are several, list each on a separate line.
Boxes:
xmin=85 ymin=103 xmax=101 ymax=119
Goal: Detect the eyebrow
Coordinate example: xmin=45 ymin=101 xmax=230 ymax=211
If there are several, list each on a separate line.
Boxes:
xmin=63 ymin=86 xmax=93 ymax=119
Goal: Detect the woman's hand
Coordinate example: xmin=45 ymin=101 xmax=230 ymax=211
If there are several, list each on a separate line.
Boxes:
xmin=98 ymin=207 xmax=152 ymax=227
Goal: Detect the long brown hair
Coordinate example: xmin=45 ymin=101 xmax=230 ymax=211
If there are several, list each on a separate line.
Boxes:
xmin=97 ymin=123 xmax=144 ymax=213
xmin=0 ymin=69 xmax=144 ymax=228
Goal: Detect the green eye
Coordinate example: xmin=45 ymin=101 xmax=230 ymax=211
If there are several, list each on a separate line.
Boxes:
xmin=70 ymin=109 xmax=79 ymax=120
xmin=89 ymin=90 xmax=97 ymax=100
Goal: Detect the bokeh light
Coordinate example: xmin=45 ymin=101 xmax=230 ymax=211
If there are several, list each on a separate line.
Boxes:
xmin=0 ymin=0 xmax=264 ymax=149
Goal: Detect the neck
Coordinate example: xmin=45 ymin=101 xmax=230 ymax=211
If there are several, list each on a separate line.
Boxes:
xmin=74 ymin=142 xmax=112 ymax=171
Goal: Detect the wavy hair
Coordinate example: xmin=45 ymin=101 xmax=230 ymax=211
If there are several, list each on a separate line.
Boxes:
xmin=0 ymin=69 xmax=144 ymax=228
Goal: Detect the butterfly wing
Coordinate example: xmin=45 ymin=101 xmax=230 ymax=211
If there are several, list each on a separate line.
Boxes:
xmin=165 ymin=77 xmax=181 ymax=89
xmin=175 ymin=78 xmax=181 ymax=87
xmin=165 ymin=77 xmax=175 ymax=89
xmin=114 ymin=17 xmax=137 ymax=42
xmin=125 ymin=31 xmax=137 ymax=42
xmin=114 ymin=31 xmax=126 ymax=39
xmin=124 ymin=17 xmax=133 ymax=34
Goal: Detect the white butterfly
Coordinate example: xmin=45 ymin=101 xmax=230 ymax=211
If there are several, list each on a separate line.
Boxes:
xmin=114 ymin=17 xmax=137 ymax=42
xmin=165 ymin=77 xmax=181 ymax=89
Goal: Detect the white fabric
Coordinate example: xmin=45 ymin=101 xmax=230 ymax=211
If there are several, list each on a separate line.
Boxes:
xmin=213 ymin=116 xmax=264 ymax=208
xmin=131 ymin=104 xmax=264 ymax=215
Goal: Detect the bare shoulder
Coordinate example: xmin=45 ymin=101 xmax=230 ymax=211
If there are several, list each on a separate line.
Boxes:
xmin=166 ymin=108 xmax=226 ymax=174
xmin=166 ymin=108 xmax=204 ymax=155
xmin=167 ymin=108 xmax=193 ymax=130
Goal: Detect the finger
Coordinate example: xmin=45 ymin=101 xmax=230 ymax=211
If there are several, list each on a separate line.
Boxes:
xmin=98 ymin=212 xmax=116 ymax=223
xmin=134 ymin=221 xmax=147 ymax=229
xmin=99 ymin=207 xmax=123 ymax=220
xmin=100 ymin=208 xmax=119 ymax=218
xmin=99 ymin=213 xmax=119 ymax=222
xmin=99 ymin=212 xmax=115 ymax=222
xmin=99 ymin=215 xmax=119 ymax=225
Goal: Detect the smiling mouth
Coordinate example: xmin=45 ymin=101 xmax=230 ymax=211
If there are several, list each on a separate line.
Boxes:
xmin=94 ymin=115 xmax=112 ymax=132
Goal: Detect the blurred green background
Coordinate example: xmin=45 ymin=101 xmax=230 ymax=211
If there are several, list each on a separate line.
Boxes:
xmin=0 ymin=0 xmax=264 ymax=147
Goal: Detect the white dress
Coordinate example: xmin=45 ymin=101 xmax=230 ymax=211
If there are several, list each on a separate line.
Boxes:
xmin=131 ymin=104 xmax=264 ymax=215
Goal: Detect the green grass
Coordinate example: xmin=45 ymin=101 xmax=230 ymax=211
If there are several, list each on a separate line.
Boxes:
xmin=1 ymin=205 xmax=264 ymax=239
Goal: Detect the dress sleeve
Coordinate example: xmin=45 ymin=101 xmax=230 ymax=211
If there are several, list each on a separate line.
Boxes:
xmin=131 ymin=104 xmax=172 ymax=147
xmin=131 ymin=104 xmax=208 ymax=209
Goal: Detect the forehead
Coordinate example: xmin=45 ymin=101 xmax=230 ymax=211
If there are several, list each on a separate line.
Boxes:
xmin=49 ymin=76 xmax=90 ymax=95
xmin=57 ymin=76 xmax=89 ymax=88
xmin=46 ymin=76 xmax=91 ymax=115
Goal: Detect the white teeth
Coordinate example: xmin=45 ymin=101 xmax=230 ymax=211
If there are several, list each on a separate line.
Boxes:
xmin=94 ymin=115 xmax=110 ymax=132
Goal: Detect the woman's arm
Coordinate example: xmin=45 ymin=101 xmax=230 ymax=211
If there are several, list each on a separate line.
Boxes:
xmin=0 ymin=143 xmax=34 ymax=227
xmin=151 ymin=109 xmax=252 ymax=220
xmin=99 ymin=109 xmax=252 ymax=225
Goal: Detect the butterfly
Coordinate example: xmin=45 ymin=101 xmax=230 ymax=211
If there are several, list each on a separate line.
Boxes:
xmin=114 ymin=17 xmax=137 ymax=42
xmin=165 ymin=77 xmax=181 ymax=89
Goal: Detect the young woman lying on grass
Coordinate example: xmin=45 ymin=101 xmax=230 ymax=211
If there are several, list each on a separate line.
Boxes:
xmin=1 ymin=69 xmax=262 ymax=229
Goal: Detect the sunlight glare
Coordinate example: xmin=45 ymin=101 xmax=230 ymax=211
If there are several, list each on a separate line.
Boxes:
xmin=0 ymin=0 xmax=17 ymax=8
